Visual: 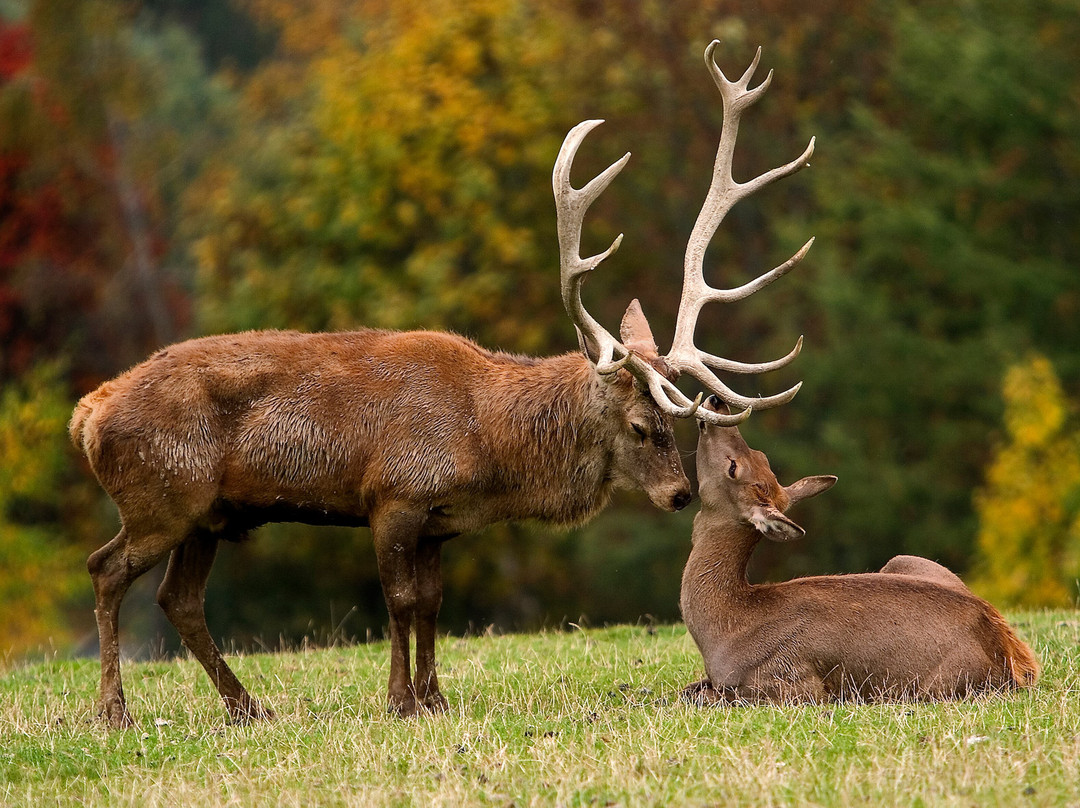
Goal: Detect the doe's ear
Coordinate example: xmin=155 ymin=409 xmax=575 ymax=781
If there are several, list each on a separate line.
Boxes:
xmin=784 ymin=475 xmax=837 ymax=507
xmin=619 ymin=298 xmax=659 ymax=357
xmin=751 ymin=505 xmax=805 ymax=542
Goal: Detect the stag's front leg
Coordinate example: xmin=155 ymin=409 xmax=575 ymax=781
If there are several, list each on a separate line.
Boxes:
xmin=413 ymin=537 xmax=449 ymax=713
xmin=371 ymin=505 xmax=428 ymax=717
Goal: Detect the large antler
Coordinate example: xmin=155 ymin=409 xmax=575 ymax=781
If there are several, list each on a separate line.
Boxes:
xmin=666 ymin=41 xmax=815 ymax=419
xmin=554 ymin=120 xmax=706 ymax=420
xmin=553 ymin=42 xmax=814 ymax=426
xmin=553 ymin=120 xmax=631 ymax=375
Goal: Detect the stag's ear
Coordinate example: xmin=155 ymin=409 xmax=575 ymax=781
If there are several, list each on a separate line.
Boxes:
xmin=751 ymin=505 xmax=805 ymax=542
xmin=784 ymin=475 xmax=837 ymax=507
xmin=619 ymin=299 xmax=659 ymax=358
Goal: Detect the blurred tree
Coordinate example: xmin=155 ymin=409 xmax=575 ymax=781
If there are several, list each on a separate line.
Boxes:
xmin=971 ymin=355 xmax=1080 ymax=607
xmin=0 ymin=0 xmax=236 ymax=387
xmin=760 ymin=0 xmax=1080 ymax=578
xmin=0 ymin=0 xmax=241 ymax=655
xmin=191 ymin=0 xmax=588 ymax=352
xmin=0 ymin=364 xmax=83 ymax=654
xmin=139 ymin=0 xmax=274 ymax=73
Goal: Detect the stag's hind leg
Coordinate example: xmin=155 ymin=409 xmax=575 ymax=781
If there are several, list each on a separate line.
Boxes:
xmin=156 ymin=535 xmax=272 ymax=724
xmin=88 ymin=526 xmax=176 ymax=728
xmin=413 ymin=537 xmax=449 ymax=713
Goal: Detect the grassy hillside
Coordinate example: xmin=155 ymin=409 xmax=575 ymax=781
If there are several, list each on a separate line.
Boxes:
xmin=1 ymin=613 xmax=1078 ymax=807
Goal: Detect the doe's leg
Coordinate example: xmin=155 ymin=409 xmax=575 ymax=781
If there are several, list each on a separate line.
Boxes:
xmin=682 ymin=678 xmax=722 ymax=705
xmin=681 ymin=678 xmax=746 ymax=706
xmin=156 ymin=536 xmax=273 ymax=724
xmin=879 ymin=555 xmax=968 ymax=591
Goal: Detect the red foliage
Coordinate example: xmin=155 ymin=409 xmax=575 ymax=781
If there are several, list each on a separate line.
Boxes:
xmin=0 ymin=23 xmax=32 ymax=79
xmin=0 ymin=17 xmax=167 ymax=383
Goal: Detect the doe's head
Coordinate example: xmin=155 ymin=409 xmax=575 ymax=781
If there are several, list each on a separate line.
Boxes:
xmin=696 ymin=395 xmax=835 ymax=540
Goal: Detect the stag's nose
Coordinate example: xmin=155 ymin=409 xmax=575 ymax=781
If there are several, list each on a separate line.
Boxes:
xmin=672 ymin=489 xmax=693 ymax=511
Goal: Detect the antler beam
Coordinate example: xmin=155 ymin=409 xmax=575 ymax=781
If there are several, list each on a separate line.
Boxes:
xmin=552 ymin=119 xmax=632 ymax=375
xmin=666 ymin=41 xmax=815 ymax=417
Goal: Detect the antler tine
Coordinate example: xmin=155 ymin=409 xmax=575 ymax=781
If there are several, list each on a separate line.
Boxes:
xmin=673 ymin=236 xmax=811 ymax=378
xmin=553 ymin=119 xmax=632 ymax=373
xmin=665 ymin=42 xmax=816 ymax=414
xmin=699 ymin=335 xmax=803 ymax=375
xmin=707 ymin=43 xmax=773 ymax=113
xmin=684 ymin=360 xmax=803 ymax=411
xmin=553 ymin=119 xmax=761 ymax=416
xmin=643 ymin=372 xmax=753 ymax=427
xmin=706 ymin=237 xmax=815 ymax=304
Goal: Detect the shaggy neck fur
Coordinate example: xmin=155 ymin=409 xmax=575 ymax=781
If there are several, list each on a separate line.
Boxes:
xmin=476 ymin=351 xmax=619 ymax=528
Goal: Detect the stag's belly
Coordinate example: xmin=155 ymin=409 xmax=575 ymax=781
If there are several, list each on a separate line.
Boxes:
xmin=209 ymin=454 xmax=549 ymax=538
xmin=199 ymin=498 xmax=370 ymax=535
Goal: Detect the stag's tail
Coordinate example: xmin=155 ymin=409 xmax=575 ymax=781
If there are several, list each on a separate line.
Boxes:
xmin=68 ymin=382 xmax=117 ymax=455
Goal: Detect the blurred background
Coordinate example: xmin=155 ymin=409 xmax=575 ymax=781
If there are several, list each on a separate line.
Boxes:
xmin=1 ymin=0 xmax=1078 ymax=660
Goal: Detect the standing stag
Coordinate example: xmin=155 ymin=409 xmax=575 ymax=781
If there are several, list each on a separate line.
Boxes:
xmin=71 ymin=42 xmax=815 ymax=727
xmin=680 ymin=397 xmax=1039 ymax=704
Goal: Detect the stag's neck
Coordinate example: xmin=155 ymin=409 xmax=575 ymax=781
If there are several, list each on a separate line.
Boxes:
xmin=479 ymin=352 xmax=615 ymax=527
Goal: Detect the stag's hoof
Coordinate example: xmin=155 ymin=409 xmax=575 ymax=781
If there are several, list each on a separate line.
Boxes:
xmin=100 ymin=700 xmax=135 ymax=730
xmin=419 ymin=690 xmax=449 ymax=714
xmin=225 ymin=696 xmax=275 ymax=725
xmin=387 ymin=692 xmax=418 ymax=719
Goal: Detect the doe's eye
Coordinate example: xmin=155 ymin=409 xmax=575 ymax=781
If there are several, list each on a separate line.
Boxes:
xmin=727 ymin=459 xmax=738 ymax=478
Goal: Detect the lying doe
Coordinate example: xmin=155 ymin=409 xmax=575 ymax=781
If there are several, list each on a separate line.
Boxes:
xmin=71 ymin=43 xmax=816 ymax=727
xmin=680 ymin=397 xmax=1039 ymax=705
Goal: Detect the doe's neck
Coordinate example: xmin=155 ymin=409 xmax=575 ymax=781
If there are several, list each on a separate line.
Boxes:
xmin=685 ymin=509 xmax=761 ymax=596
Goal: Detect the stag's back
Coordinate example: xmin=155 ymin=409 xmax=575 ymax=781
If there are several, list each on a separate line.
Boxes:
xmin=69 ymin=328 xmax=609 ymax=532
xmin=72 ymin=331 xmax=374 ymax=494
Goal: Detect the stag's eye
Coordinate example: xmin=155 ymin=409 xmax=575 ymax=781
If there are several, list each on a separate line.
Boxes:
xmin=728 ymin=459 xmax=738 ymax=478
xmin=631 ymin=423 xmax=648 ymax=445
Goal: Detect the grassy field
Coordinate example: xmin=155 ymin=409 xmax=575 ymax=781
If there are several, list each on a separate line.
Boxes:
xmin=1 ymin=612 xmax=1077 ymax=807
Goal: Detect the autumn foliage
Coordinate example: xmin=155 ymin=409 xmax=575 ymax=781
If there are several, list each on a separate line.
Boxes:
xmin=2 ymin=0 xmax=1079 ymax=655
xmin=973 ymin=356 xmax=1080 ymax=607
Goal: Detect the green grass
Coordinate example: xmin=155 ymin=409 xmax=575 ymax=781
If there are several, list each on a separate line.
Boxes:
xmin=1 ymin=612 xmax=1078 ymax=807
